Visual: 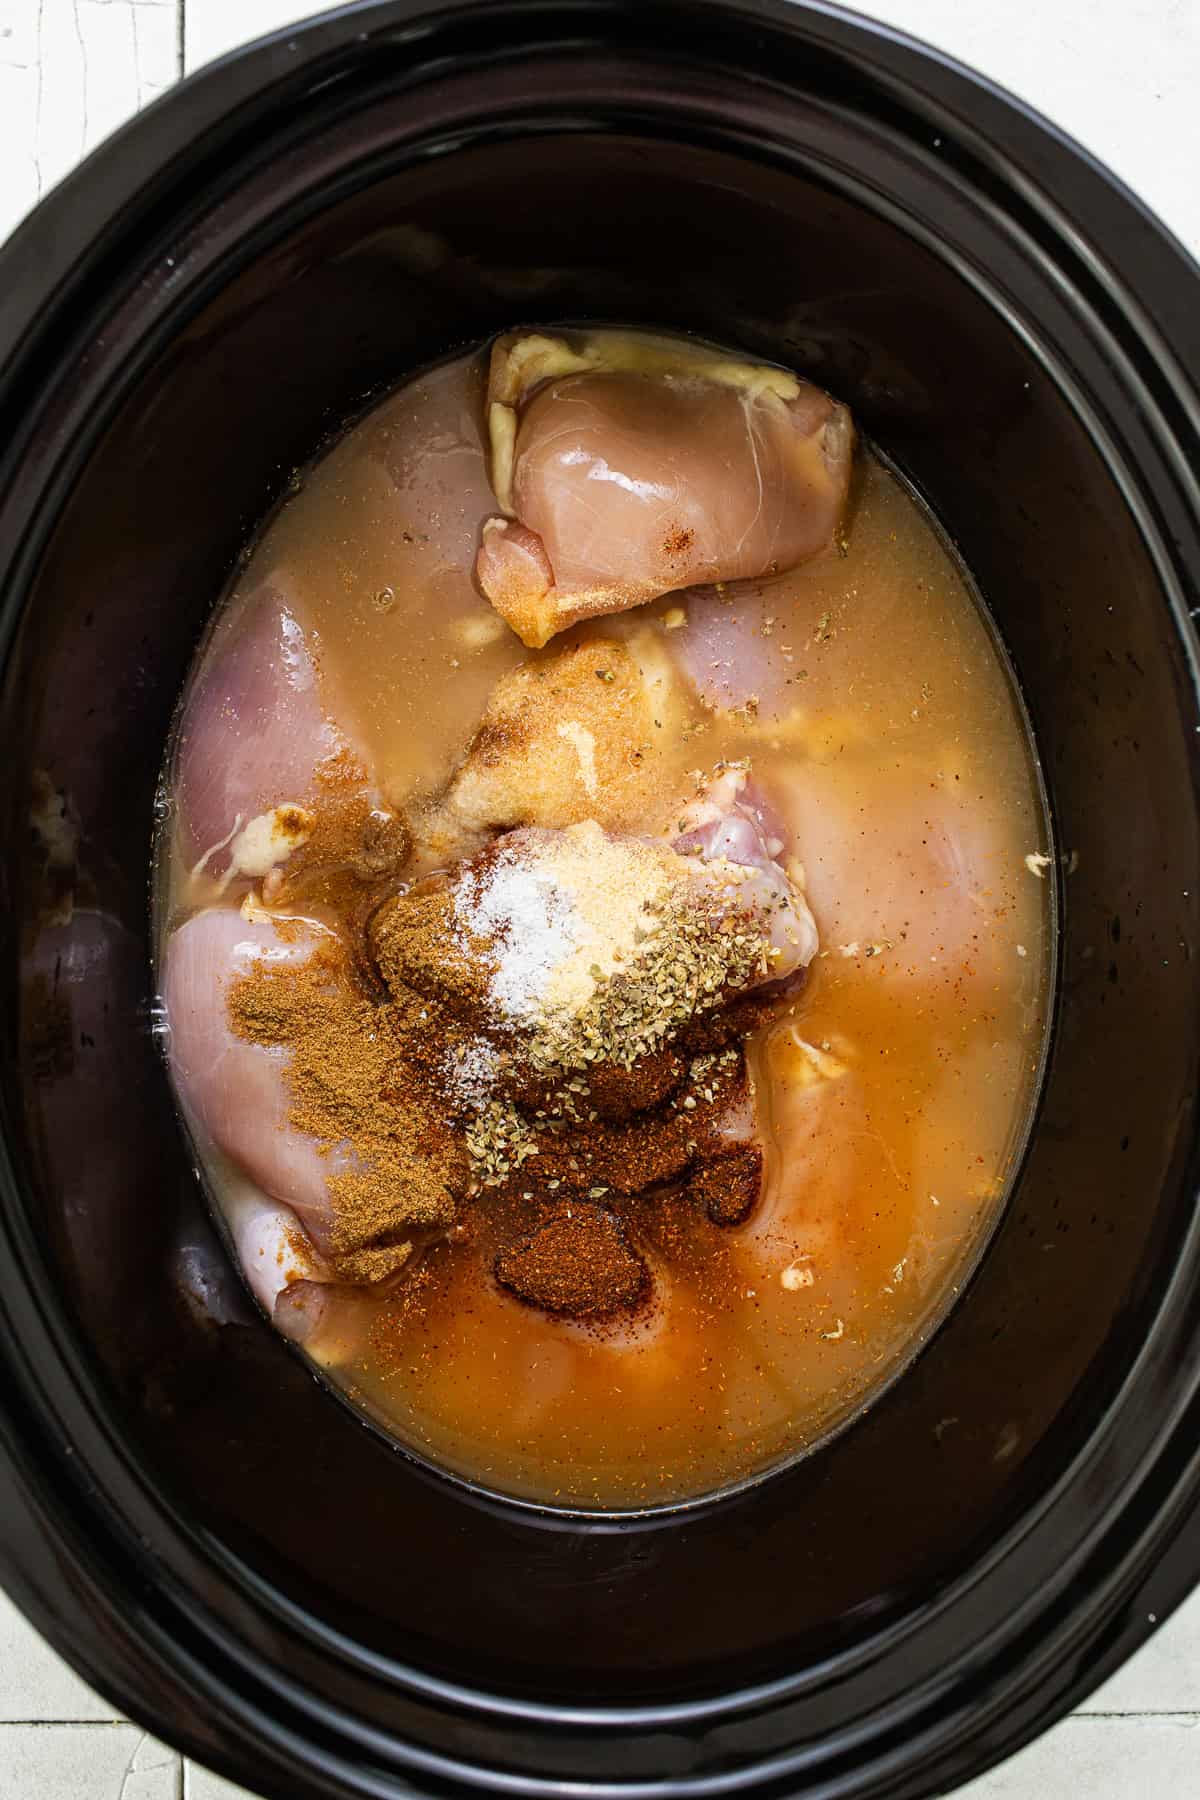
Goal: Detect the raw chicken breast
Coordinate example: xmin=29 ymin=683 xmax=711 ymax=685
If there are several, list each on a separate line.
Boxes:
xmin=371 ymin=349 xmax=496 ymax=589
xmin=377 ymin=809 xmax=814 ymax=1035
xmin=774 ymin=755 xmax=1017 ymax=992
xmin=162 ymin=908 xmax=348 ymax=1249
xmin=672 ymin=580 xmax=799 ymax=721
xmin=164 ymin=910 xmax=441 ymax=1353
xmin=219 ymin=1173 xmax=330 ymax=1333
xmin=274 ymin=1280 xmax=379 ymax=1364
xmin=177 ymin=1165 xmax=375 ymax=1359
xmin=434 ymin=632 xmax=688 ymax=845
xmin=222 ymin=1178 xmax=377 ymax=1361
xmin=674 ymin=766 xmax=818 ymax=982
xmin=735 ymin=1026 xmax=889 ymax=1307
xmin=476 ymin=331 xmax=854 ymax=647
xmin=175 ymin=585 xmax=349 ymax=884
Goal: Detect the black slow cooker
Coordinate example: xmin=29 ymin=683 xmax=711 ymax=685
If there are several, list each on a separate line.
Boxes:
xmin=1 ymin=2 xmax=1198 ymax=1796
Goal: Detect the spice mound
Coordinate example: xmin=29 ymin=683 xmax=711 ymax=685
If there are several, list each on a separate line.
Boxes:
xmin=224 ymin=813 xmax=799 ymax=1326
xmin=495 ymin=1203 xmax=649 ymax=1319
xmin=226 ymin=931 xmax=464 ymax=1284
xmin=370 ymin=819 xmax=774 ymax=1075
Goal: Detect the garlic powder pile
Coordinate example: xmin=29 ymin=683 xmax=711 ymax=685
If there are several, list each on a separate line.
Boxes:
xmin=450 ymin=821 xmax=680 ymax=1026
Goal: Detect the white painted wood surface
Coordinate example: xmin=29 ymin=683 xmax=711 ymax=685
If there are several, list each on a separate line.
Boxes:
xmin=0 ymin=0 xmax=1198 ymax=1793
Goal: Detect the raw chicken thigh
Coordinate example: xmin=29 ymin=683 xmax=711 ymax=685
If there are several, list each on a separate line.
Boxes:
xmin=672 ymin=579 xmax=798 ymax=721
xmin=476 ymin=331 xmax=854 ymax=646
xmin=734 ymin=1025 xmax=891 ymax=1313
xmin=177 ymin=585 xmax=350 ymax=886
xmin=674 ymin=766 xmax=818 ymax=982
xmin=664 ymin=572 xmax=1013 ymax=994
xmin=775 ymin=756 xmax=1010 ymax=993
xmin=434 ymin=633 xmax=688 ymax=844
xmin=162 ymin=909 xmax=345 ymax=1334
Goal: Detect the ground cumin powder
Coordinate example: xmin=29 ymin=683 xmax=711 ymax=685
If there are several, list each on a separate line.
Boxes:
xmin=263 ymin=751 xmax=413 ymax=913
xmin=227 ymin=938 xmax=463 ymax=1283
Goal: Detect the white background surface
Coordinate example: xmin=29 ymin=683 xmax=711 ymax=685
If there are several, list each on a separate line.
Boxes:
xmin=0 ymin=0 xmax=1198 ymax=1794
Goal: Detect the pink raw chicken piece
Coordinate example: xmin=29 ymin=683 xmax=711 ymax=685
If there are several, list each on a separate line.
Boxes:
xmin=176 ymin=584 xmax=347 ymax=881
xmin=674 ymin=767 xmax=819 ymax=982
xmin=218 ymin=1176 xmax=376 ymax=1357
xmin=162 ymin=909 xmax=353 ymax=1257
xmin=177 ymin=1170 xmax=375 ymax=1356
xmin=673 ymin=581 xmax=797 ymax=721
xmin=734 ymin=1031 xmax=896 ymax=1310
xmin=669 ymin=588 xmax=1019 ymax=991
xmin=476 ymin=333 xmax=853 ymax=647
xmin=774 ymin=758 xmax=1013 ymax=990
xmin=220 ymin=1176 xmax=330 ymax=1340
xmin=373 ymin=349 xmax=497 ymax=585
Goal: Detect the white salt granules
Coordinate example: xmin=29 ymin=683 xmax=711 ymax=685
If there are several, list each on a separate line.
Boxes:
xmin=450 ymin=822 xmax=677 ymax=1026
xmin=444 ymin=1037 xmax=501 ymax=1107
xmin=453 ymin=855 xmax=583 ymax=1020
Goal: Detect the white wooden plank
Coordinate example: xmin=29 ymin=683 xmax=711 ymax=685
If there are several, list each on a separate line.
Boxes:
xmin=0 ymin=0 xmax=46 ymax=242
xmin=0 ymin=1724 xmax=180 ymax=1799
xmin=1080 ymin=1588 xmax=1200 ymax=1715
xmin=184 ymin=1761 xmax=255 ymax=1798
xmin=959 ymin=1714 xmax=1200 ymax=1797
xmin=0 ymin=1594 xmax=122 ymax=1723
xmin=0 ymin=0 xmax=177 ymax=249
xmin=183 ymin=0 xmax=320 ymax=71
xmin=859 ymin=0 xmax=1200 ymax=262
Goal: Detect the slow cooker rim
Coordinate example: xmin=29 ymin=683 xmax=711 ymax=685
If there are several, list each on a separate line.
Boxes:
xmin=5 ymin=0 xmax=1200 ymax=404
xmin=1 ymin=3 xmax=1199 ymax=1797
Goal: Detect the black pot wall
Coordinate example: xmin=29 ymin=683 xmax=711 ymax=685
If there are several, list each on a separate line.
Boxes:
xmin=0 ymin=5 xmax=1198 ymax=1799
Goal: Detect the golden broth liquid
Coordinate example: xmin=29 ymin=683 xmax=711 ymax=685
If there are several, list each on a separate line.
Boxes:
xmin=160 ymin=343 xmax=1052 ymax=1510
